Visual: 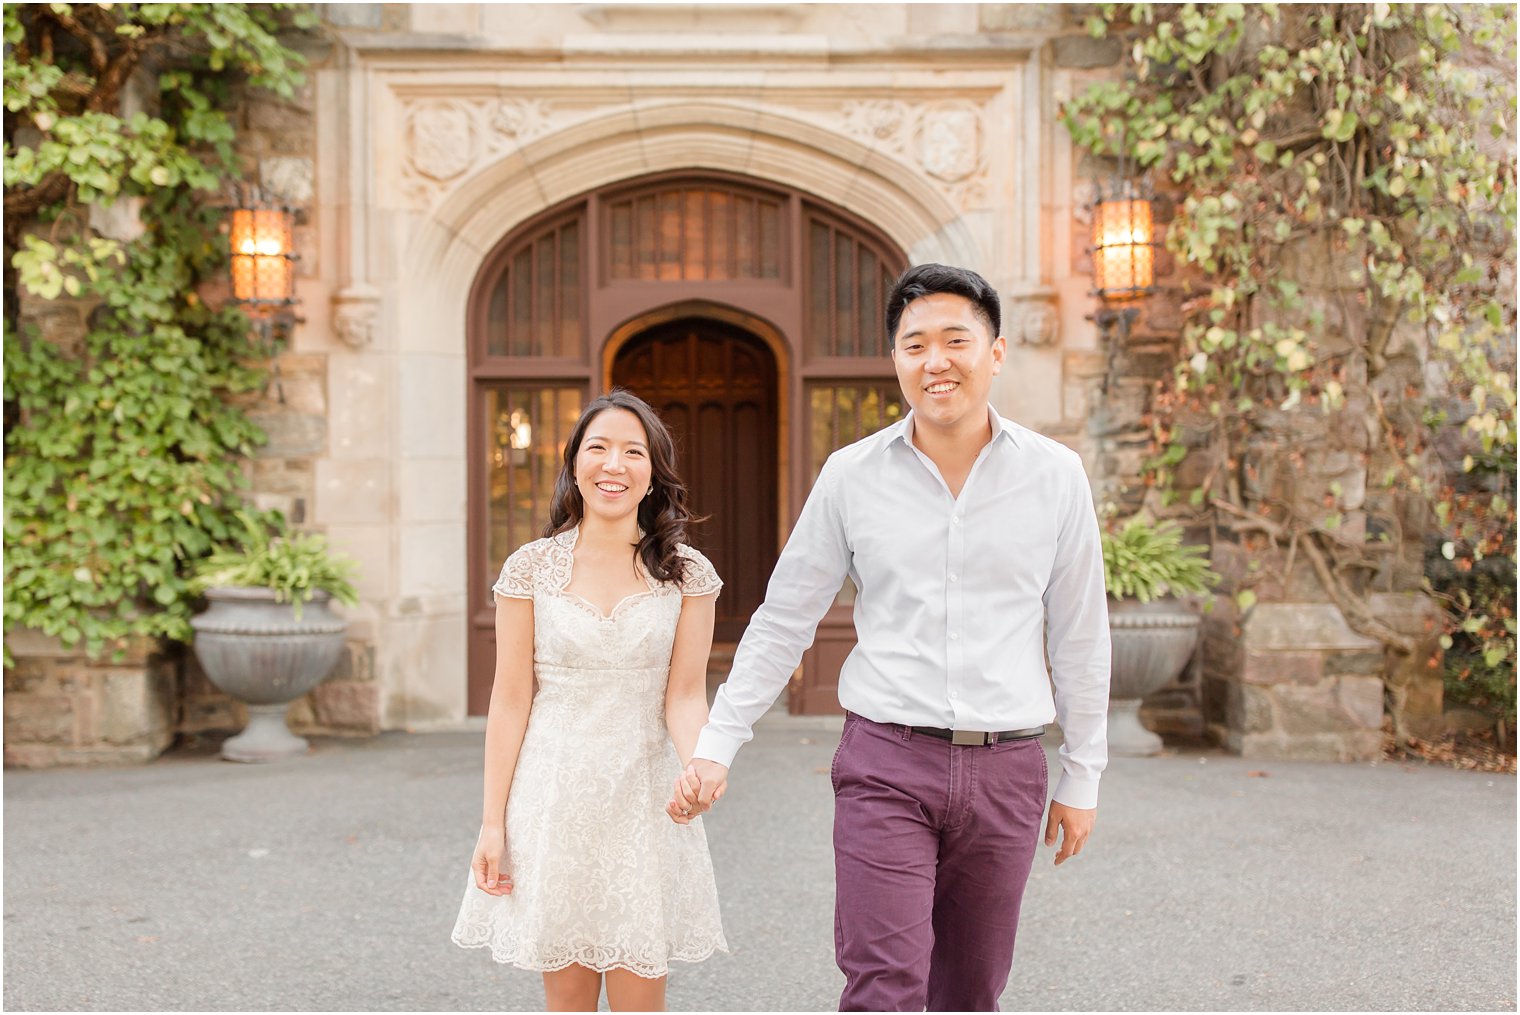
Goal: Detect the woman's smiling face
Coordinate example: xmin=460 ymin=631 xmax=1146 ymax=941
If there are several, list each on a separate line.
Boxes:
xmin=573 ymin=407 xmax=653 ymax=524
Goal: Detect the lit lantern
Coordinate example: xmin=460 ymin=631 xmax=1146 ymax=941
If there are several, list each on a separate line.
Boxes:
xmin=229 ymin=199 xmax=296 ymax=309
xmin=1091 ymin=180 xmax=1156 ymax=302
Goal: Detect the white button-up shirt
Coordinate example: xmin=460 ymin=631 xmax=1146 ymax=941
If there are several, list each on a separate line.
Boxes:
xmin=693 ymin=409 xmax=1111 ymax=808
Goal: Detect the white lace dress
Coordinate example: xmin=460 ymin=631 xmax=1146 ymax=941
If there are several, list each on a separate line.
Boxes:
xmin=451 ymin=527 xmax=728 ymax=978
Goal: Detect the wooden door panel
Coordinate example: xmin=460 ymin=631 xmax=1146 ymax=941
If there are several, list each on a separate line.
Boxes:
xmin=613 ymin=319 xmax=778 ymax=643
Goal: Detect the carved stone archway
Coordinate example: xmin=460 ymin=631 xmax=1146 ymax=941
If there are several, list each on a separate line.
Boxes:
xmin=323 ymin=56 xmax=1057 ymax=727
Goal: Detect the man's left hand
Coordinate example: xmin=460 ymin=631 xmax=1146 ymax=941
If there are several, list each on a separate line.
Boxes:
xmin=1044 ymin=801 xmax=1095 ymax=865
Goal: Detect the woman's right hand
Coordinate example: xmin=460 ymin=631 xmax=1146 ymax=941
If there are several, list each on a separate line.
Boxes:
xmin=472 ymin=825 xmax=513 ymax=896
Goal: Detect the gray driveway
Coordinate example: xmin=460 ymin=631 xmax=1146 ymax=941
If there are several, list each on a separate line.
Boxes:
xmin=3 ymin=715 xmax=1515 ymax=1011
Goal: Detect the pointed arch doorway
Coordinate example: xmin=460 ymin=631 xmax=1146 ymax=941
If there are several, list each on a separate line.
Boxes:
xmin=465 ymin=170 xmax=908 ymax=715
xmin=611 ymin=314 xmax=779 ymax=642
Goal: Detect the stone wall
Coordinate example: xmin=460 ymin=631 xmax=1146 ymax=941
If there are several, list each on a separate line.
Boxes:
xmin=4 ymin=632 xmax=176 ymax=767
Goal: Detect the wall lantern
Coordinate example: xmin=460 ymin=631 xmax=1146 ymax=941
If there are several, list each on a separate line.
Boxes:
xmin=230 ymin=191 xmax=297 ymax=310
xmin=1088 ymin=170 xmax=1155 ymax=349
xmin=1091 ymin=178 xmax=1156 ymax=303
xmin=228 ymin=186 xmax=300 ymax=399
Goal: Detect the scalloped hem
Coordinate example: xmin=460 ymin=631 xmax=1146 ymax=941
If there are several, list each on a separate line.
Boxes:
xmin=451 ymin=936 xmax=729 ymax=980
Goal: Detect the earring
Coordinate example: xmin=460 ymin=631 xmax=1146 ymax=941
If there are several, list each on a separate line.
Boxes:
xmin=644 ymin=487 xmax=653 ymax=499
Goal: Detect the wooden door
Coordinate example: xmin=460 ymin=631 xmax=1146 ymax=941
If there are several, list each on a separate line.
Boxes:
xmin=612 ymin=318 xmax=778 ymax=642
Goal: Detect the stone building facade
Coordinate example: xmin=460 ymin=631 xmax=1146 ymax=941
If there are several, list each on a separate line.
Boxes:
xmin=5 ymin=3 xmax=1441 ymax=765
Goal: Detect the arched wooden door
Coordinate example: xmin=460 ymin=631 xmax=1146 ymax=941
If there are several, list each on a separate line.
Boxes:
xmin=612 ymin=318 xmax=778 ymax=642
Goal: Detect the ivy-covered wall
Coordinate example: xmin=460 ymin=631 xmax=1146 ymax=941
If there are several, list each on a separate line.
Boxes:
xmin=1064 ymin=3 xmax=1516 ymax=757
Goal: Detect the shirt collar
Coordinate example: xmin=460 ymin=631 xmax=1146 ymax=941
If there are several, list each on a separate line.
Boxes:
xmin=889 ymin=406 xmax=1021 ymax=451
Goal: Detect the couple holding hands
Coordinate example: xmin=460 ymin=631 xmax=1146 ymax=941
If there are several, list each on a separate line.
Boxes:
xmin=451 ymin=264 xmax=1112 ymax=1013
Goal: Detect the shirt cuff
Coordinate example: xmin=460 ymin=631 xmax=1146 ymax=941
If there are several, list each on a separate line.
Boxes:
xmin=693 ymin=728 xmax=743 ymax=769
xmin=1052 ymin=771 xmax=1100 ymax=810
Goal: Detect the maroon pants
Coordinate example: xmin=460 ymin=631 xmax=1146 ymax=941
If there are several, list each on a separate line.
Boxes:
xmin=831 ymin=712 xmax=1048 ymax=1012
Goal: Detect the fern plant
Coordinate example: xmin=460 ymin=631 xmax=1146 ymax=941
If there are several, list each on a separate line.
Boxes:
xmin=1102 ymin=517 xmax=1218 ymax=603
xmin=189 ymin=511 xmax=359 ymax=619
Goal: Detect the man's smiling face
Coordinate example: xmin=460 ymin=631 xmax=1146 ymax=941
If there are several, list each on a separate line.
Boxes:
xmin=891 ymin=291 xmax=1006 ymax=435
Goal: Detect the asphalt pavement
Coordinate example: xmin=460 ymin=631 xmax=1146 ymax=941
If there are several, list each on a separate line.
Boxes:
xmin=3 ymin=714 xmax=1515 ymax=1012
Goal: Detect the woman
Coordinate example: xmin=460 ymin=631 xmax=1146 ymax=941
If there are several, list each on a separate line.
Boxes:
xmin=451 ymin=390 xmax=727 ymax=1012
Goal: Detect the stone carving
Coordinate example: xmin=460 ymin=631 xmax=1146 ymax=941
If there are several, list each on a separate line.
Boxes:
xmin=491 ymin=98 xmax=551 ymax=144
xmin=391 ymin=90 xmax=993 ymax=212
xmin=1009 ymin=291 xmax=1060 ymax=347
xmin=914 ymin=105 xmax=981 ymax=183
xmin=841 ymin=100 xmax=909 ymax=145
xmin=839 ymin=98 xmax=990 ymax=209
xmin=398 ymin=96 xmax=560 ymax=208
xmin=332 ymin=284 xmax=382 ymax=350
xmin=406 ymin=100 xmax=479 ymax=182
xmin=260 ymin=156 xmax=314 ymax=205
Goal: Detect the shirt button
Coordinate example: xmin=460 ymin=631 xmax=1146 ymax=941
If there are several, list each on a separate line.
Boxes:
xmin=950 ymin=632 xmax=960 ymax=641
xmin=950 ymin=690 xmax=959 ymax=699
xmin=949 ymin=574 xmax=959 ymax=582
xmin=952 ymin=516 xmax=962 ymax=525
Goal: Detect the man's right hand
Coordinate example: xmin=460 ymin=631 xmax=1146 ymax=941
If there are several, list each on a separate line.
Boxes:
xmin=666 ymin=759 xmax=729 ymax=823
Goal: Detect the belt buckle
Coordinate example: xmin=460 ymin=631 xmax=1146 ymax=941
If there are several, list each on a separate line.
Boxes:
xmin=950 ymin=729 xmax=985 ymax=746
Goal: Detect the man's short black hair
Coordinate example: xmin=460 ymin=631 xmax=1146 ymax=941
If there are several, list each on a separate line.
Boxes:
xmin=885 ymin=263 xmax=1001 ymax=343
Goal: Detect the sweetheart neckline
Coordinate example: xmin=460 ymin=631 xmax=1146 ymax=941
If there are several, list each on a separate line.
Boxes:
xmin=551 ymin=585 xmax=669 ymax=622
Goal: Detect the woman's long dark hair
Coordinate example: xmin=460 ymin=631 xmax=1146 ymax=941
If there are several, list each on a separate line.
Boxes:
xmin=545 ymin=389 xmax=694 ymax=585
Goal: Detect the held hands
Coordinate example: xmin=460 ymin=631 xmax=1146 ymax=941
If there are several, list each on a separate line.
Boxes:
xmin=472 ymin=825 xmax=513 ymax=896
xmin=665 ymin=759 xmax=729 ymax=825
xmin=1044 ymin=801 xmax=1096 ymax=866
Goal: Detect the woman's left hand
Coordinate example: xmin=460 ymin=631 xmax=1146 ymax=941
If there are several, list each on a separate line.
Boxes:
xmin=665 ymin=764 xmax=702 ymax=825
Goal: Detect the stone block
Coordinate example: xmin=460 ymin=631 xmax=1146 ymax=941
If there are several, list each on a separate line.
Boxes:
xmin=286 ymin=694 xmax=317 ymax=729
xmin=247 ymin=101 xmax=313 ymax=142
xmin=979 ymin=4 xmax=1071 ymax=30
xmin=251 ymin=457 xmax=316 ymax=498
xmin=311 ymin=680 xmax=381 ymax=735
xmin=324 ymin=3 xmax=381 ymax=28
xmin=1232 ymin=729 xmax=1383 ymax=762
xmin=99 ymin=665 xmax=175 ymax=747
xmin=1369 ymin=592 xmax=1443 ymax=636
xmin=1325 ymin=650 xmax=1384 ymax=677
xmin=1142 ymin=287 xmax=1183 ymax=333
xmin=4 ymin=657 xmax=53 ymax=695
xmin=1052 ymin=34 xmax=1122 ymax=67
xmin=1240 ymin=649 xmax=1323 ymax=687
xmin=249 ymin=409 xmax=327 ymax=458
xmin=1200 ymin=623 xmax=1244 ymax=680
xmin=1271 ymin=682 xmax=1338 ymax=735
xmin=1335 ymin=676 xmax=1385 ymax=730
xmin=1201 ymin=677 xmax=1272 ymax=734
xmin=3 ymin=695 xmax=76 ymax=745
xmin=1239 ymin=685 xmax=1275 ymax=733
xmin=1243 ymin=603 xmax=1381 ymax=652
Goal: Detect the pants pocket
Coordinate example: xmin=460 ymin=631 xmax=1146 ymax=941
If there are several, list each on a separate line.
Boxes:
xmin=830 ymin=714 xmax=861 ymax=792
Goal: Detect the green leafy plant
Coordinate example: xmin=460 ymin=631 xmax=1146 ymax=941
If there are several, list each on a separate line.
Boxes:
xmin=3 ymin=4 xmax=317 ymax=661
xmin=190 ymin=511 xmax=359 ymax=619
xmin=1102 ymin=517 xmax=1220 ymax=603
xmin=1063 ymin=3 xmax=1516 ymax=732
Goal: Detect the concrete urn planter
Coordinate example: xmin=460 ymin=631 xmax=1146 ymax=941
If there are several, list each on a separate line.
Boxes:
xmin=1108 ymin=596 xmax=1202 ymax=757
xmin=190 ymin=587 xmax=348 ymax=762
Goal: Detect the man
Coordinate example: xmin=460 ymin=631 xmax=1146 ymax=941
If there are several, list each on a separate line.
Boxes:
xmin=673 ymin=263 xmax=1110 ymax=1012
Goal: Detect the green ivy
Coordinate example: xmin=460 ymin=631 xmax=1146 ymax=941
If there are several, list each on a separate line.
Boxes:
xmin=1063 ymin=4 xmax=1517 ymax=726
xmin=3 ymin=4 xmax=317 ymax=661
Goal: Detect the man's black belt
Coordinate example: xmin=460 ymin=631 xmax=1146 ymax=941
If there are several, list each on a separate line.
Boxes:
xmin=905 ymin=725 xmax=1046 ymax=746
